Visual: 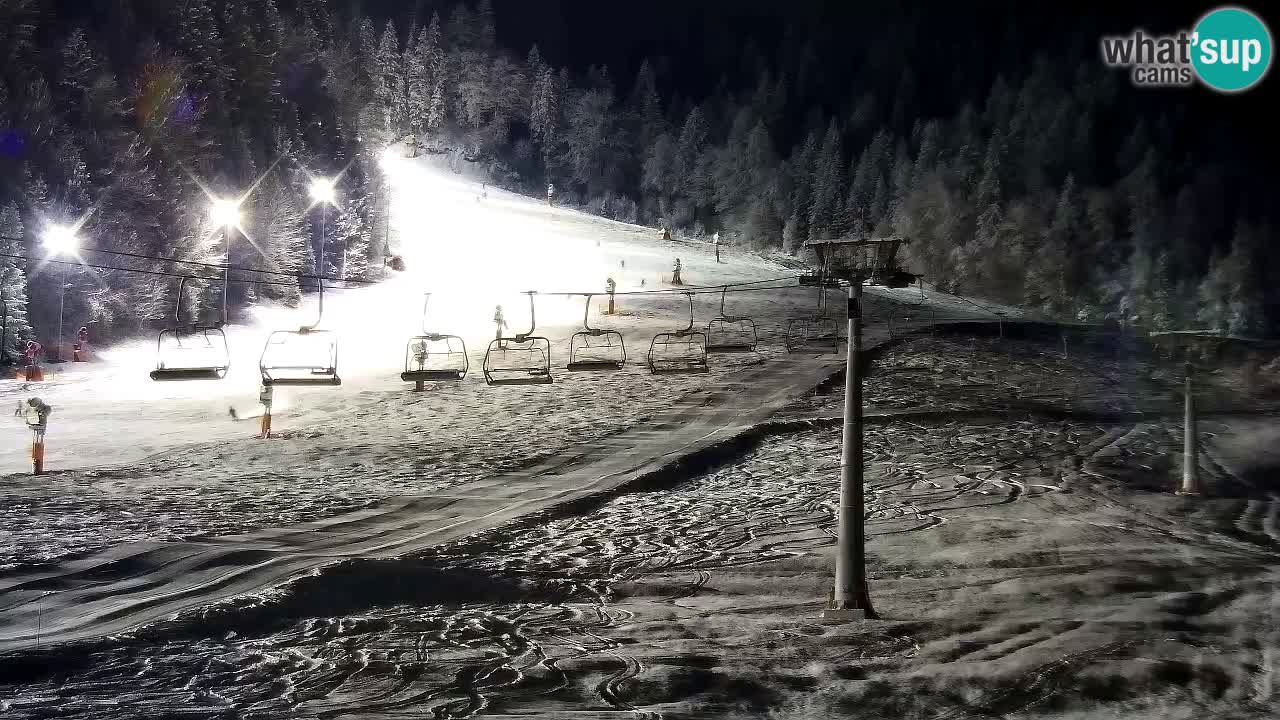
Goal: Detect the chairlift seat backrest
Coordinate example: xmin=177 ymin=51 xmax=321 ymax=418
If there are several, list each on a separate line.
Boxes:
xmin=483 ymin=292 xmax=553 ymax=385
xmin=568 ymin=293 xmax=626 ymax=371
xmin=647 ymin=292 xmax=709 ymax=373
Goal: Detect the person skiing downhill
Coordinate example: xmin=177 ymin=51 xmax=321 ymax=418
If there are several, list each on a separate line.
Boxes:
xmin=494 ymin=305 xmax=508 ymax=348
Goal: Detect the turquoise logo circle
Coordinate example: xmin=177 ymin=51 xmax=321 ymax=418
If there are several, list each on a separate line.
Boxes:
xmin=1192 ymin=7 xmax=1272 ymax=92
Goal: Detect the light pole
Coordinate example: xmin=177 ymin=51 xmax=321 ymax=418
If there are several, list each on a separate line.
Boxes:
xmin=209 ymin=198 xmax=241 ymax=324
xmin=379 ymin=149 xmax=397 ymax=279
xmin=310 ymin=177 xmax=337 ymax=293
xmin=42 ymin=224 xmax=80 ymax=362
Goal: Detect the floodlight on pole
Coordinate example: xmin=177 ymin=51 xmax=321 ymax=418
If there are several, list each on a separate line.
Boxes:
xmin=43 ymin=224 xmax=80 ymax=363
xmin=208 ymin=197 xmax=241 ymax=326
xmin=309 ymin=177 xmax=337 ymax=206
xmin=42 ymin=225 xmax=79 ymax=256
xmin=209 ymin=198 xmax=241 ymax=229
xmin=379 ymin=147 xmax=399 ymax=172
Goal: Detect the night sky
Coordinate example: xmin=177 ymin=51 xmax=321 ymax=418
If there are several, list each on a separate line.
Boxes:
xmin=359 ymin=0 xmax=1278 ymax=163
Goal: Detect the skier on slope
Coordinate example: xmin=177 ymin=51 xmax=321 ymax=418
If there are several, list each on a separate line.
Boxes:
xmin=672 ymin=258 xmax=683 ymax=285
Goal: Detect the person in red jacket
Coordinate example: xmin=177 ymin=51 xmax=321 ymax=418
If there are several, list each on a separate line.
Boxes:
xmin=22 ymin=340 xmax=41 ymax=367
xmin=73 ymin=326 xmax=89 ymax=362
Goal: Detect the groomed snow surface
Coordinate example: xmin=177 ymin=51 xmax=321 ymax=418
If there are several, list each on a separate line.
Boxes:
xmin=4 ymin=158 xmax=1278 ymax=718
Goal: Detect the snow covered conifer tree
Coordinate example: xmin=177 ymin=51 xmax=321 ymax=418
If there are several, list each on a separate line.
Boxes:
xmin=374 ymin=20 xmax=405 ymax=132
xmin=0 ymin=202 xmax=34 ymax=351
xmin=808 ymin=120 xmax=844 ymax=241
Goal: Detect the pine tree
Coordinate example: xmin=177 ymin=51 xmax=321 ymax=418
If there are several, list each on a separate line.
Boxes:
xmin=448 ymin=4 xmax=477 ymax=49
xmin=374 ymin=20 xmax=404 ymax=132
xmin=477 ymin=0 xmax=496 ymax=51
xmin=911 ymin=120 xmax=941 ymax=189
xmin=261 ymin=0 xmax=286 ymax=62
xmin=0 ymin=202 xmax=33 ymax=353
xmin=1221 ymin=220 xmax=1266 ymax=335
xmin=406 ymin=25 xmax=429 ymax=132
xmin=422 ymin=13 xmax=444 ymax=91
xmin=630 ymin=59 xmax=663 ymax=154
xmin=742 ymin=122 xmax=780 ymax=246
xmin=642 ymin=132 xmax=677 ymax=214
xmin=808 ymin=120 xmax=844 ymax=240
xmin=1196 ymin=251 xmax=1231 ymax=333
xmin=59 ymin=28 xmax=98 ymax=103
xmin=676 ymin=106 xmax=708 ymax=182
xmin=529 ymin=46 xmax=559 ymax=147
xmin=784 ymin=129 xmax=820 ymax=252
xmin=171 ymin=0 xmax=224 ymax=98
xmin=1041 ymin=174 xmax=1081 ymax=313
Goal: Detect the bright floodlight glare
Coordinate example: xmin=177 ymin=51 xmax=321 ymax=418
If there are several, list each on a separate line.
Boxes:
xmin=42 ymin=224 xmax=79 ymax=256
xmin=209 ymin=198 xmax=241 ymax=229
xmin=379 ymin=147 xmax=399 ymax=171
xmin=310 ymin=177 xmax=337 ymax=205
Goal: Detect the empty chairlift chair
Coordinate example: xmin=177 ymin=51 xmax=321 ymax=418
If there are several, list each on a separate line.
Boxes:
xmin=647 ymin=292 xmax=709 ymax=374
xmin=260 ymin=274 xmax=341 ymax=387
xmin=784 ymin=278 xmax=842 ymax=354
xmin=483 ymin=291 xmax=553 ymax=385
xmin=402 ymin=293 xmax=469 ymax=390
xmin=151 ymin=276 xmax=231 ymax=381
xmin=567 ymin=293 xmax=626 ymax=371
xmin=705 ymin=286 xmax=758 ymax=352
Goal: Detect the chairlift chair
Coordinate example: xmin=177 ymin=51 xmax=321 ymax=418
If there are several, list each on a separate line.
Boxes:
xmin=151 ymin=276 xmax=231 ymax=381
xmin=647 ymin=292 xmax=709 ymax=374
xmin=483 ymin=291 xmax=553 ymax=385
xmin=260 ymin=272 xmax=341 ymax=387
xmin=402 ymin=293 xmax=469 ymax=388
xmin=785 ymin=280 xmax=842 ymax=354
xmin=567 ymin=293 xmax=626 ymax=371
xmin=705 ymin=286 xmax=758 ymax=352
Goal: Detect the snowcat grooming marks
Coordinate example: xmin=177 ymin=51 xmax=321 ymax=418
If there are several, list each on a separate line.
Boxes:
xmin=705 ymin=285 xmax=758 ymax=353
xmin=483 ymin=291 xmax=553 ymax=385
xmin=647 ymin=292 xmax=709 ymax=374
xmin=567 ymin=293 xmax=626 ymax=371
xmin=150 ymin=276 xmax=231 ymax=382
xmin=401 ymin=294 xmax=469 ymax=387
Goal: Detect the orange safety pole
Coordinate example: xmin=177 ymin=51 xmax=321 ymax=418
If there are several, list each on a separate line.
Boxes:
xmin=31 ymin=429 xmax=45 ymax=475
xmin=258 ymin=385 xmax=273 ymax=439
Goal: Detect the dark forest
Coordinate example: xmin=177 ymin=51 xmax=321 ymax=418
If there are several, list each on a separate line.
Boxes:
xmin=1 ymin=0 xmax=1276 ymax=353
